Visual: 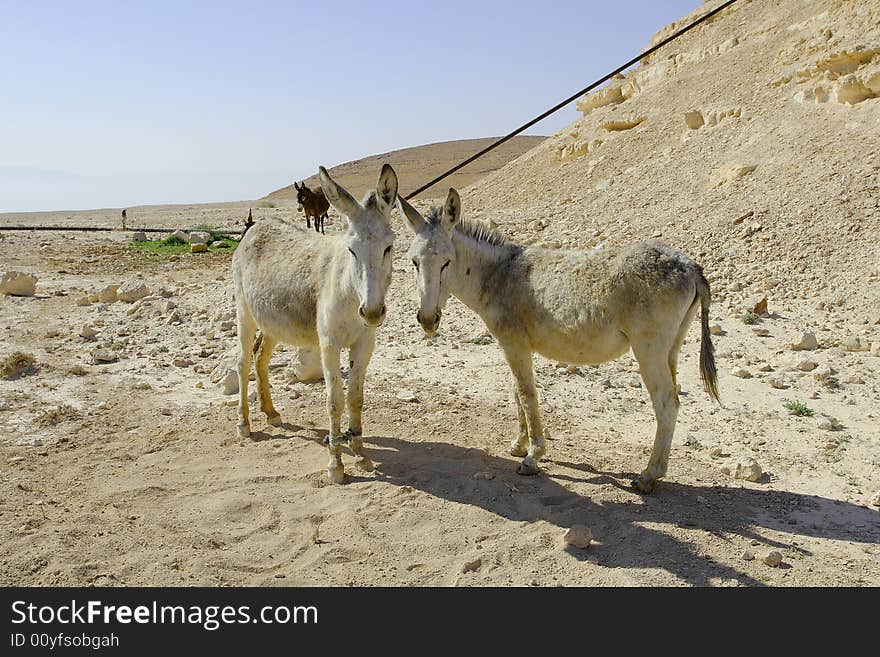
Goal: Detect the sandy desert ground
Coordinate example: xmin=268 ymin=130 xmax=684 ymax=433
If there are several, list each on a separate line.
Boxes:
xmin=0 ymin=0 xmax=878 ymax=586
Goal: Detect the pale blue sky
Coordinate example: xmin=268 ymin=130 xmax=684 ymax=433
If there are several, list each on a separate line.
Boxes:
xmin=0 ymin=0 xmax=698 ymax=212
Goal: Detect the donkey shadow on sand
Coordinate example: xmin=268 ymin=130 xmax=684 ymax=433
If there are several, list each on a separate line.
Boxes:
xmin=388 ymin=434 xmax=877 ymax=586
xmin=254 ymin=421 xmax=880 ymax=587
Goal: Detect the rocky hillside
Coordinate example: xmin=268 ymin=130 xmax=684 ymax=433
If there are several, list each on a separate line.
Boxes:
xmin=265 ymin=136 xmax=545 ymax=201
xmin=456 ymin=0 xmax=879 ymax=327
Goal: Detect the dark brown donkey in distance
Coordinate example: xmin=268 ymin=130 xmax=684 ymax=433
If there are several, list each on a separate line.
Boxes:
xmin=294 ymin=181 xmax=330 ymax=234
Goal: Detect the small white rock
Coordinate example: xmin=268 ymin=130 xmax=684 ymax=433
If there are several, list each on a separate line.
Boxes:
xmin=741 ymin=550 xmax=754 ymax=561
xmin=91 ymin=348 xmax=118 ymax=364
xmin=219 ymin=370 xmax=238 ymax=395
xmin=730 ymin=367 xmax=751 ymax=379
xmin=842 ymin=335 xmax=868 ymax=352
xmin=80 ymin=324 xmax=98 ymax=339
xmin=117 ymin=280 xmax=151 ymax=303
xmin=734 ymin=458 xmax=763 ymax=482
xmin=791 ymin=331 xmax=818 ymax=351
xmin=563 ymin=525 xmax=593 ymax=549
xmin=396 ymin=389 xmax=419 ymax=402
xmin=0 ymin=271 xmax=37 ymax=297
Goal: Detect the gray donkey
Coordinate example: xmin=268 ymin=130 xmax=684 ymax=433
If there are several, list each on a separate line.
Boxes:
xmin=399 ymin=190 xmax=718 ymax=493
xmin=232 ymin=165 xmax=398 ymax=483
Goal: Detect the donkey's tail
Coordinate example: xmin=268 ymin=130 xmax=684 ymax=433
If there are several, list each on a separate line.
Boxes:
xmin=252 ymin=331 xmax=263 ymax=355
xmin=696 ymin=267 xmax=720 ymax=403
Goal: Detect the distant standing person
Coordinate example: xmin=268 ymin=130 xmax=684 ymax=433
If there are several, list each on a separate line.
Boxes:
xmin=244 ymin=208 xmax=255 ymax=234
xmin=121 ymin=208 xmax=127 ymax=229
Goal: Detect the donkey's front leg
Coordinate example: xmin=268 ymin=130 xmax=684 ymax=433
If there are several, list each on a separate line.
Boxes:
xmin=499 ymin=342 xmax=546 ymax=476
xmin=320 ymin=341 xmax=346 ymax=484
xmin=509 ymin=386 xmax=529 ymax=458
xmin=345 ymin=331 xmax=375 ymax=472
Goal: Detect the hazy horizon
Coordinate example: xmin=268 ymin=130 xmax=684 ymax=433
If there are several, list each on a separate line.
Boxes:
xmin=0 ymin=0 xmax=698 ymax=213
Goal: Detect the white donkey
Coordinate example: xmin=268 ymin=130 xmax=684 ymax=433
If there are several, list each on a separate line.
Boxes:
xmin=232 ymin=165 xmax=398 ymax=483
xmin=398 ymin=190 xmax=719 ymax=493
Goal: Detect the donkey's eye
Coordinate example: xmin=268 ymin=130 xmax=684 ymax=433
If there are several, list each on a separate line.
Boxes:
xmin=441 ymin=261 xmax=450 ymax=272
xmin=412 ymin=258 xmax=419 ymax=270
xmin=384 ymin=246 xmax=392 ymax=258
xmin=348 ymin=248 xmax=357 ymax=260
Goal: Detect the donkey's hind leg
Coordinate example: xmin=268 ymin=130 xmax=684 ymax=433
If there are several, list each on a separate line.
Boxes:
xmin=255 ymin=334 xmax=282 ymax=426
xmin=235 ymin=308 xmax=257 ymax=439
xmin=631 ymin=341 xmax=680 ymax=493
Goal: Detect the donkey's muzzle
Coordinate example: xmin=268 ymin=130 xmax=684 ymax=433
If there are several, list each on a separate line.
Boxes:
xmin=359 ymin=304 xmax=386 ymax=327
xmin=417 ymin=310 xmax=441 ymax=334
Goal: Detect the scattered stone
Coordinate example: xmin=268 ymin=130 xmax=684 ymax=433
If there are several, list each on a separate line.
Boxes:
xmin=173 ymin=358 xmax=193 ymax=368
xmin=167 ymin=311 xmax=181 ymax=325
xmin=766 ymin=375 xmax=787 ymax=389
xmin=91 ymin=348 xmax=118 ymax=364
xmin=171 ymin=229 xmax=189 ymax=243
xmin=95 ymin=284 xmax=119 ymax=303
xmin=710 ymin=163 xmax=756 ymax=187
xmin=741 ymin=550 xmax=754 ymax=561
xmin=709 ymin=324 xmax=724 ymax=336
xmin=188 ymin=231 xmax=211 ymax=245
xmin=763 ymin=551 xmax=783 ymax=567
xmin=797 ymin=359 xmax=818 ymax=372
xmin=753 ymin=327 xmax=770 ymax=337
xmin=812 ymin=365 xmax=836 ymax=382
xmin=791 ymin=331 xmax=818 ymax=351
xmin=75 ymin=296 xmax=92 ymax=306
xmin=749 ymin=296 xmax=768 ymax=316
xmin=734 ymin=458 xmax=763 ymax=482
xmin=473 ymin=471 xmax=494 ymax=480
xmin=191 ymin=243 xmax=208 ymax=254
xmin=211 ymin=240 xmax=229 ymax=248
xmin=219 ymin=370 xmax=238 ymax=395
xmin=757 ymin=363 xmax=773 ymax=372
xmin=131 ymin=231 xmax=146 ymax=241
xmin=79 ymin=324 xmax=98 ymax=339
xmin=461 ymin=558 xmax=482 ymax=573
xmin=563 ymin=525 xmax=593 ymax=549
xmin=0 ymin=271 xmax=37 ymax=297
xmin=684 ymin=110 xmax=704 ymax=129
xmin=816 ymin=416 xmax=841 ymax=431
xmin=841 ymin=374 xmax=864 ymax=384
xmin=730 ymin=367 xmax=751 ymax=379
xmin=870 ymin=343 xmax=880 ymax=357
xmin=842 ymin=335 xmax=869 ymax=352
xmin=708 ymin=446 xmax=724 ymax=457
xmin=117 ymin=280 xmax=151 ymax=303
xmin=396 ymin=389 xmax=419 ymax=402
xmin=870 ymin=491 xmax=880 ymax=508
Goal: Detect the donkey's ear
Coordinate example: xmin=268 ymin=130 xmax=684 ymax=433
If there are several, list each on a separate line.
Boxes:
xmin=376 ymin=164 xmax=398 ymax=214
xmin=293 ymin=182 xmax=299 ymax=191
xmin=318 ymin=166 xmax=359 ymax=218
xmin=441 ymin=188 xmax=461 ymax=232
xmin=396 ymin=195 xmax=426 ymax=233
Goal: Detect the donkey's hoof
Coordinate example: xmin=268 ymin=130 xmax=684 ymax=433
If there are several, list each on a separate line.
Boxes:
xmin=631 ymin=476 xmax=656 ymax=494
xmin=517 ymin=459 xmax=541 ymax=476
xmin=327 ymin=465 xmax=345 ymax=484
xmin=266 ymin=413 xmax=283 ymax=427
xmin=355 ymin=456 xmax=374 ymax=473
xmin=237 ymin=422 xmax=251 ymax=439
xmin=509 ymin=444 xmax=528 ymax=458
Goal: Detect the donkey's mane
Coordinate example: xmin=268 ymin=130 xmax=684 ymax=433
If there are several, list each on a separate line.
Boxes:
xmin=426 ymin=206 xmax=508 ymax=247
